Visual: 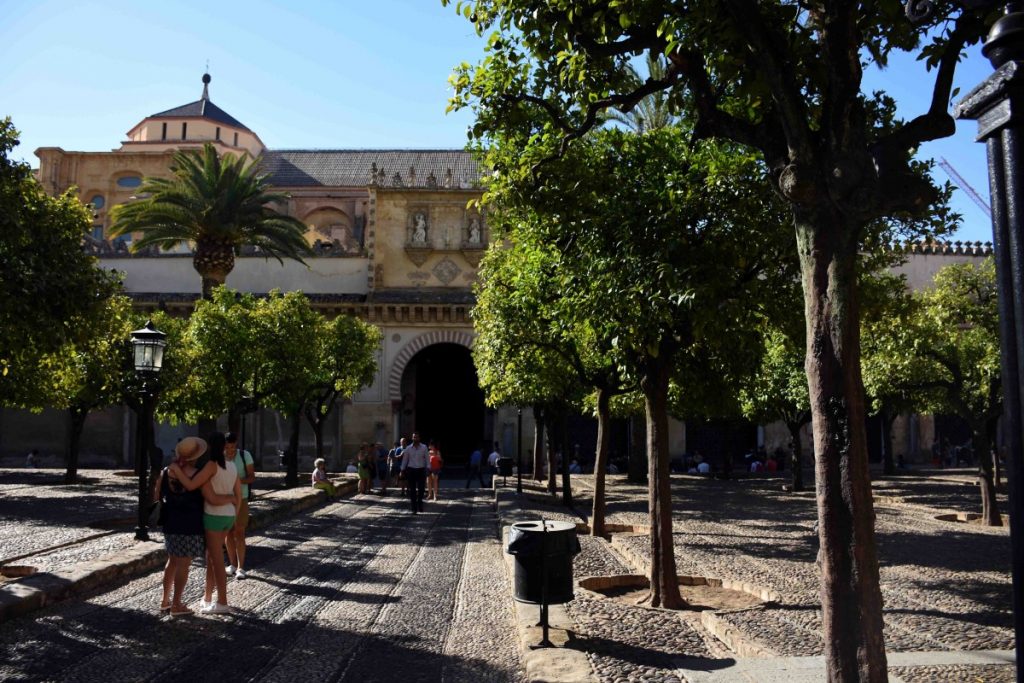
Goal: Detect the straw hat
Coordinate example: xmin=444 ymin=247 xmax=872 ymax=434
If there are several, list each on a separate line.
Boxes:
xmin=175 ymin=436 xmax=208 ymax=463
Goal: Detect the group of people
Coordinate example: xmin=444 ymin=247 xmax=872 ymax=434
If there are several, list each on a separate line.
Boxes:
xmin=154 ymin=431 xmax=254 ymax=616
xmin=313 ymin=436 xmax=509 ymax=514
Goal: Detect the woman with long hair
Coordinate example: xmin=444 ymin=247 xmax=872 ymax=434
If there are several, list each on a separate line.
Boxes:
xmin=199 ymin=432 xmax=240 ymax=614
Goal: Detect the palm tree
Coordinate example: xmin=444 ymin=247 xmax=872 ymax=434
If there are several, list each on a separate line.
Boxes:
xmin=607 ymin=54 xmax=677 ymax=133
xmin=110 ymin=143 xmax=312 ymax=299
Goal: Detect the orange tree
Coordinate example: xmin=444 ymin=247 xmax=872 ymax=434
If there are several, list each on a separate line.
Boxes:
xmin=445 ymin=2 xmax=970 ymax=676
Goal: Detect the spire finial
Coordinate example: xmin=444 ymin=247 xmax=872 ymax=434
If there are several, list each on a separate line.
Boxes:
xmin=201 ymin=66 xmax=211 ymax=100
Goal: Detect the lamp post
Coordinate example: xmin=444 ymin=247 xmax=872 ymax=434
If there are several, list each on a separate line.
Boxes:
xmin=949 ymin=2 xmax=1024 ymax=678
xmin=517 ymin=407 xmax=523 ymax=494
xmin=129 ymin=320 xmax=166 ymax=541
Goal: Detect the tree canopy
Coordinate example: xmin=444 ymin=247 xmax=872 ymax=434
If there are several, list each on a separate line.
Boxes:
xmin=0 ymin=118 xmax=121 ymax=401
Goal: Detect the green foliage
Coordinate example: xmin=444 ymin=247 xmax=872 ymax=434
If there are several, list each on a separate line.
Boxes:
xmin=863 ymin=258 xmax=1000 ymax=425
xmin=740 ymin=328 xmax=809 ymax=426
xmin=0 ymin=118 xmax=121 ymax=399
xmin=473 ymin=238 xmax=589 ymax=408
xmin=29 ymin=295 xmax=137 ymax=415
xmin=160 ymin=288 xmax=322 ymax=422
xmin=475 ymin=125 xmax=795 ymax=421
xmin=313 ymin=314 xmax=381 ymax=401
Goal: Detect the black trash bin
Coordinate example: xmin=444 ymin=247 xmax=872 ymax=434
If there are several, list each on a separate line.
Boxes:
xmin=506 ymin=520 xmax=580 ymax=604
xmin=497 ymin=457 xmax=514 ymax=476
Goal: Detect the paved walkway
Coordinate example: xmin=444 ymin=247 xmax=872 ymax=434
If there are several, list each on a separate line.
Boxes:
xmin=0 ymin=481 xmax=524 ymax=682
xmin=0 ymin=467 xmax=1017 ymax=682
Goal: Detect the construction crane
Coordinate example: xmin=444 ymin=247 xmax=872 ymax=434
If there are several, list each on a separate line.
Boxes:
xmin=938 ymin=157 xmax=992 ymax=219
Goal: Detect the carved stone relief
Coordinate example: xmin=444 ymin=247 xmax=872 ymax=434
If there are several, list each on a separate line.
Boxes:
xmin=432 ymin=257 xmax=462 ymax=285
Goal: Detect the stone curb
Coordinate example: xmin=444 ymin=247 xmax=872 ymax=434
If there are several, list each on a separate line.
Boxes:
xmin=493 ymin=487 xmax=597 ymax=683
xmin=0 ymin=477 xmax=357 ymax=625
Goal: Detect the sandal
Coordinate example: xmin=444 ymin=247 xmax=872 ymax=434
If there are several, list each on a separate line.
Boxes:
xmin=159 ymin=603 xmax=171 ymax=612
xmin=170 ymin=606 xmax=193 ymax=617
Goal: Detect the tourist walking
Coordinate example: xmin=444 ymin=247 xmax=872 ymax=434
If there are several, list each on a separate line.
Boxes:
xmin=199 ymin=432 xmax=240 ymax=614
xmin=427 ymin=441 xmax=443 ymax=501
xmin=465 ymin=445 xmax=485 ymax=488
xmin=400 ymin=432 xmax=429 ymax=513
xmin=224 ymin=432 xmax=255 ymax=580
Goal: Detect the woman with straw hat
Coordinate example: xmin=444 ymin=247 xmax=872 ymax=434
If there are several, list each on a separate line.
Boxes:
xmin=156 ymin=437 xmax=230 ymax=615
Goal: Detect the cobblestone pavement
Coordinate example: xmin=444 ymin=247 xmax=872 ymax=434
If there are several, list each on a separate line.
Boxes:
xmin=554 ymin=472 xmax=1013 ymax=681
xmin=0 ymin=485 xmax=525 ymax=683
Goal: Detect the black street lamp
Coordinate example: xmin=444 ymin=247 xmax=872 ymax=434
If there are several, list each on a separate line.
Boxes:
xmin=517 ymin=407 xmax=523 ymax=494
xmin=951 ymin=3 xmax=1024 ymax=678
xmin=129 ymin=320 xmax=166 ymax=541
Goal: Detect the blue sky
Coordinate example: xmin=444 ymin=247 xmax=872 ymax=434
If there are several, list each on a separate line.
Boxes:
xmin=0 ymin=0 xmax=997 ymax=243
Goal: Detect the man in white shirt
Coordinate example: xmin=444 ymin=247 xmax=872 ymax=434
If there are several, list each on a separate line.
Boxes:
xmin=400 ymin=432 xmax=430 ymax=513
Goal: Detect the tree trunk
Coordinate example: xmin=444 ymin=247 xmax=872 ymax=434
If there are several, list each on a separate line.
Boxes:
xmin=533 ymin=406 xmax=546 ymax=481
xmin=286 ymin=407 xmax=302 ymax=487
xmin=787 ymin=419 xmax=806 ymax=492
xmin=627 ymin=412 xmax=647 ymax=484
xmin=592 ymin=387 xmax=611 ymax=537
xmin=881 ymin=406 xmax=896 ymax=477
xmin=974 ymin=426 xmax=1002 ymax=526
xmin=193 ymin=246 xmax=233 ymax=301
xmin=641 ymin=346 xmax=683 ymax=609
xmin=546 ymin=419 xmax=558 ymax=494
xmin=312 ymin=417 xmax=325 ymax=461
xmin=64 ymin=406 xmax=88 ymax=485
xmin=798 ymin=218 xmax=887 ymax=681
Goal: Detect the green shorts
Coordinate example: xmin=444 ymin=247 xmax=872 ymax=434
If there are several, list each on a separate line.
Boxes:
xmin=203 ymin=513 xmax=236 ymax=532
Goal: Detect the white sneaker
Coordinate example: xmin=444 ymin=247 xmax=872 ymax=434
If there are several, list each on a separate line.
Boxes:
xmin=199 ymin=599 xmax=213 ymax=611
xmin=203 ymin=602 xmax=233 ymax=615
xmin=235 ymin=568 xmax=247 ymax=580
xmin=226 ymin=565 xmax=236 ymax=576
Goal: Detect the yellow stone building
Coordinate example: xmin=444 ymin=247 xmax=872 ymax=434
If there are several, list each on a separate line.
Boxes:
xmin=19 ymin=73 xmax=509 ymax=469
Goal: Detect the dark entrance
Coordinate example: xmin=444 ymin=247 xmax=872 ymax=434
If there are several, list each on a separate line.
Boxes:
xmin=399 ymin=343 xmax=485 ymax=464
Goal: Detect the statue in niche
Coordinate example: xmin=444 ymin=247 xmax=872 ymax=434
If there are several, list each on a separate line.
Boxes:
xmin=468 ymin=216 xmax=482 ymax=244
xmin=412 ymin=212 xmax=428 ymax=244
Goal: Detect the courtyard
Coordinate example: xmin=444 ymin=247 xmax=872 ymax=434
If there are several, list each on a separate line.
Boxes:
xmin=0 ymin=466 xmax=1013 ymax=682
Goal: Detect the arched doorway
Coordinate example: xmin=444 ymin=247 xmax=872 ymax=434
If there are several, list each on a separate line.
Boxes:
xmin=398 ymin=343 xmax=485 ymax=463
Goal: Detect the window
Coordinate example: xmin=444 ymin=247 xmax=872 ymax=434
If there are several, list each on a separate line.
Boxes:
xmin=181 ymin=122 xmax=187 ymax=139
xmin=89 ymin=195 xmax=105 ymax=209
xmin=91 ymin=225 xmax=104 ymax=240
xmin=233 ymin=132 xmax=238 ymax=146
xmin=161 ymin=122 xmax=167 ymax=140
xmin=116 ymin=176 xmax=142 ymax=189
xmin=215 ymin=126 xmax=221 ymax=141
